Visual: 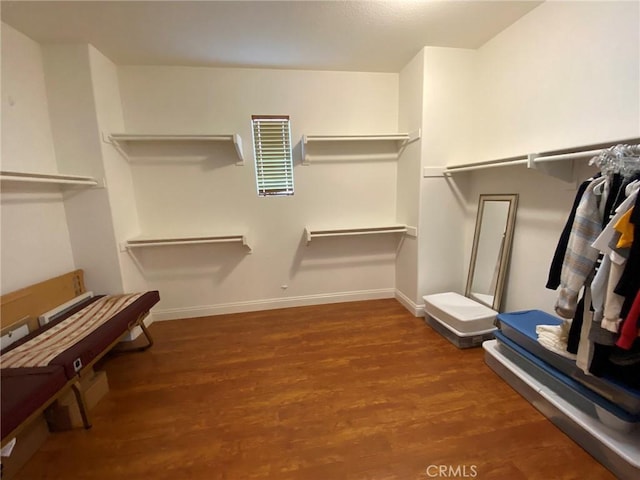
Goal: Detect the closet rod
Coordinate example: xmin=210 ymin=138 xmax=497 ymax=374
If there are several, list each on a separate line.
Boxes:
xmin=532 ymin=148 xmax=619 ymax=164
xmin=445 ymin=138 xmax=640 ymax=174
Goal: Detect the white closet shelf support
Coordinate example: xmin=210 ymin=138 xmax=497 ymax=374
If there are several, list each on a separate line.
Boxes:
xmin=301 ymin=129 xmax=421 ymax=165
xmin=305 ymin=134 xmax=409 ymax=142
xmin=444 ymin=158 xmax=528 ymax=174
xmin=125 ymin=234 xmax=252 ymax=252
xmin=106 ymin=133 xmax=245 ymax=165
xmin=0 ymin=170 xmax=100 ymax=187
xmin=304 ymin=225 xmax=417 ymax=245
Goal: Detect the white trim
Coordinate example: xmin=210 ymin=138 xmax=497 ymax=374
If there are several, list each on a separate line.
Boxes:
xmin=152 ymin=289 xmax=396 ymax=321
xmin=394 ymin=289 xmax=425 ymax=317
xmin=422 ymin=167 xmax=445 ymax=177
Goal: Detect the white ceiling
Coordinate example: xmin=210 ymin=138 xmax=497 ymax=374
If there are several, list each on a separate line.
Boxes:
xmin=1 ymin=0 xmax=543 ymax=73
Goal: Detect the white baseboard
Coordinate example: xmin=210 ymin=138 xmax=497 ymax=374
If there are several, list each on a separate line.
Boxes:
xmin=152 ymin=288 xmax=397 ymax=322
xmin=394 ymin=289 xmax=425 ymax=317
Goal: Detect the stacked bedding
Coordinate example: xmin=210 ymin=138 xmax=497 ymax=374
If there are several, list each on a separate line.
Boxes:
xmin=496 ymin=310 xmax=640 ymax=415
xmin=485 ymin=309 xmax=640 ymax=480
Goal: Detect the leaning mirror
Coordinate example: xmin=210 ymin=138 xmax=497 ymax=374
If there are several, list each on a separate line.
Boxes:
xmin=465 ymin=194 xmax=518 ymax=311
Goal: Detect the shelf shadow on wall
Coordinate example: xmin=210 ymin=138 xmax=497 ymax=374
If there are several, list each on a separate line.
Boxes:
xmin=289 ymin=231 xmax=400 ymax=278
xmin=126 ymin=242 xmax=247 ymax=282
xmin=1 ymin=187 xmax=70 ymax=203
xmin=118 ymin=141 xmax=239 ymax=170
xmin=0 ymin=185 xmax=105 ymax=206
xmin=302 ymin=141 xmax=399 ymax=164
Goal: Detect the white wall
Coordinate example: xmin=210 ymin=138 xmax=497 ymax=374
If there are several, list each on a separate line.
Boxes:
xmin=434 ymin=0 xmax=640 ymax=316
xmin=469 ymin=0 xmax=639 ymax=315
xmin=1 ymin=25 xmax=58 ymax=173
xmin=86 ymin=46 xmax=147 ymax=294
xmin=117 ymin=66 xmax=402 ymax=318
xmin=418 ymin=48 xmax=475 ymax=302
xmin=464 ymin=163 xmax=598 ymax=315
xmin=473 ymin=0 xmax=640 ymax=163
xmin=3 ymin=0 xmax=637 ymax=319
xmin=42 ymin=44 xmax=123 ymax=294
xmin=396 ymin=50 xmax=424 ymax=312
xmin=0 ymin=23 xmax=75 ymax=293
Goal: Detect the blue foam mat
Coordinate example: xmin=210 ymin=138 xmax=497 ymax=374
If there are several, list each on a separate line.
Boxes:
xmin=494 ymin=330 xmax=640 ymax=423
xmin=497 ymin=310 xmax=640 ymax=396
xmin=497 ymin=309 xmax=563 ymax=338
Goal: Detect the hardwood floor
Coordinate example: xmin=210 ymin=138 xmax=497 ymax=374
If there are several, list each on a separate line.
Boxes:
xmin=16 ymin=299 xmax=614 ymax=479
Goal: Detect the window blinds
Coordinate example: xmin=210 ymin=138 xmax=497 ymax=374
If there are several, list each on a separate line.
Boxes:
xmin=251 ymin=115 xmax=294 ymax=196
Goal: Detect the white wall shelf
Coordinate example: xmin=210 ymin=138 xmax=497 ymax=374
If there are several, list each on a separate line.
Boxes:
xmin=106 ymin=133 xmax=245 ymax=165
xmin=304 ymin=224 xmax=417 ymax=245
xmin=0 ymin=170 xmax=100 ymax=188
xmin=301 ymin=129 xmax=421 ymax=165
xmin=125 ymin=234 xmax=252 ymax=252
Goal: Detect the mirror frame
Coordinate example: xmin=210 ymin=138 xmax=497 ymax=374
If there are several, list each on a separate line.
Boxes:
xmin=464 ymin=193 xmax=519 ymax=311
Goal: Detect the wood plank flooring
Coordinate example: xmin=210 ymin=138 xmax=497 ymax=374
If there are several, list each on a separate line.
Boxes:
xmin=15 ymin=299 xmax=614 ymax=479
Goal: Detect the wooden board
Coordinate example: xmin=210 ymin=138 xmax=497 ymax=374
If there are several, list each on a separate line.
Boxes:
xmin=0 ymin=270 xmax=85 ymax=333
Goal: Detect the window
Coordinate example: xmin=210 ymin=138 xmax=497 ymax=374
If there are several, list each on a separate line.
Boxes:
xmin=251 ymin=115 xmax=294 ymax=197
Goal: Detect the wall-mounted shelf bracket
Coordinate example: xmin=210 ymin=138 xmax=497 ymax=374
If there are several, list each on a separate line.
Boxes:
xmin=528 ymin=153 xmax=574 ymax=183
xmin=406 ymin=129 xmax=421 ymax=144
xmin=423 ymin=167 xmax=446 ymax=178
xmin=231 ymin=134 xmax=244 ymax=165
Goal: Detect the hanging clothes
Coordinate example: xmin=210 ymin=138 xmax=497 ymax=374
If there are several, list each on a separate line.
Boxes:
xmin=545 ymin=144 xmax=640 ymax=388
xmin=592 ymin=183 xmax=639 ymax=333
xmin=617 ymin=290 xmax=640 ymax=350
xmin=615 ymin=207 xmax=635 ymax=249
xmin=546 ymin=177 xmax=596 ymax=290
xmin=554 ymin=176 xmax=606 ymax=319
xmin=614 ymin=192 xmax=640 ymax=319
xmin=546 ymin=177 xmax=597 ymax=354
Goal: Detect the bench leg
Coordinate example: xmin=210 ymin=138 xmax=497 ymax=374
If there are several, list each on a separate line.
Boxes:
xmin=116 ymin=313 xmax=154 ymax=353
xmin=137 ymin=319 xmax=154 ymax=350
xmin=70 ymin=382 xmax=92 ymax=429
